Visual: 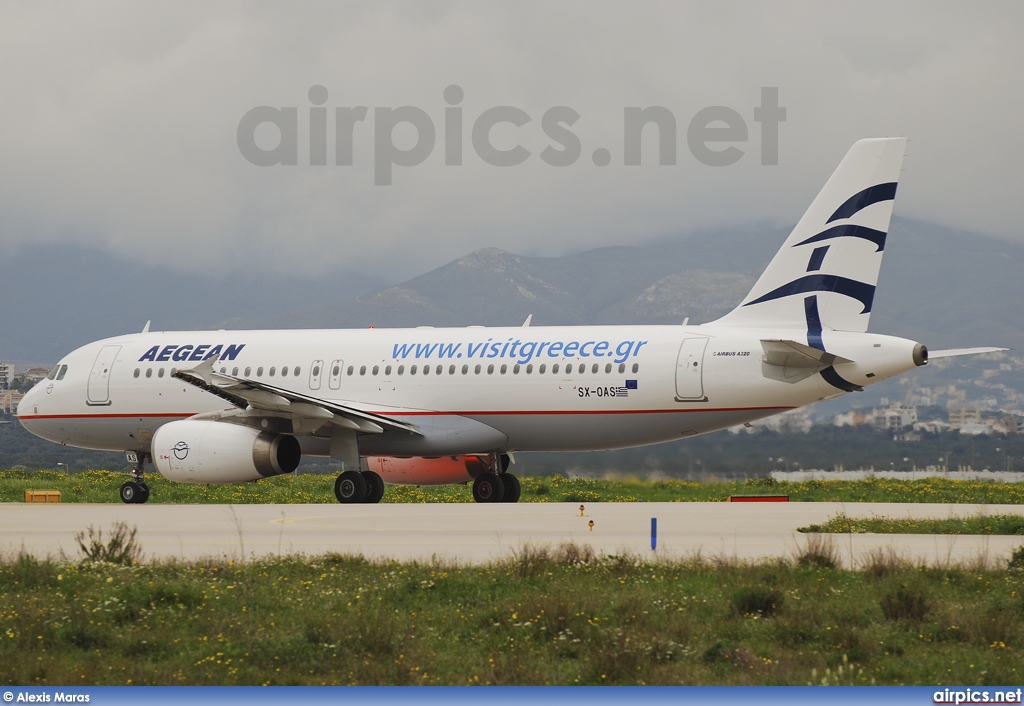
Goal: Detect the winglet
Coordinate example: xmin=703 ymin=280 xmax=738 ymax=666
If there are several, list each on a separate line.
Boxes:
xmin=522 ymin=314 xmax=533 ymax=327
xmin=141 ymin=320 xmax=151 ymax=334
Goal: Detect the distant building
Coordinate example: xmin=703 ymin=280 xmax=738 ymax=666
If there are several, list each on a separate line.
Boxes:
xmin=2 ymin=391 xmax=24 ymax=414
xmin=22 ymin=368 xmax=50 ymax=384
xmin=0 ymin=363 xmax=11 ymax=390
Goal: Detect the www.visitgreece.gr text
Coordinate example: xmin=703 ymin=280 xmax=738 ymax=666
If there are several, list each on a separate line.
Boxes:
xmin=390 ymin=338 xmax=649 ymax=365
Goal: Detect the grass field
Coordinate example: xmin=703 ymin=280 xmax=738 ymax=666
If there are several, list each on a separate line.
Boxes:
xmin=2 ymin=539 xmax=1023 ymax=686
xmin=802 ymin=513 xmax=1024 ymax=535
xmin=4 ymin=471 xmax=1024 ymax=686
xmin=6 ymin=469 xmax=1024 ymax=505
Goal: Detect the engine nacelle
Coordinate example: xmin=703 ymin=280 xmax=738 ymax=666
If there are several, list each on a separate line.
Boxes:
xmin=364 ymin=455 xmax=488 ymax=486
xmin=152 ymin=420 xmax=301 ymax=484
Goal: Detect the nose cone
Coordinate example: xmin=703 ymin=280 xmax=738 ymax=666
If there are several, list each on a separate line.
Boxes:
xmin=16 ymin=382 xmax=45 ymax=434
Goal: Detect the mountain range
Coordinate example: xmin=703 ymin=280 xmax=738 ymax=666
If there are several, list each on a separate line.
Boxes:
xmin=2 ymin=216 xmax=1019 ymax=365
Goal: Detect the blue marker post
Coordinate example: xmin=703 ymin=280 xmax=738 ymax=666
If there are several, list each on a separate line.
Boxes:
xmin=651 ymin=517 xmax=657 ymax=551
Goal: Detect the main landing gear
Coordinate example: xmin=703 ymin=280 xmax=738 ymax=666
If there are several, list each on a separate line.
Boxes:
xmin=334 ymin=469 xmax=385 ymax=504
xmin=120 ymin=450 xmax=151 ymax=504
xmin=472 ymin=453 xmax=520 ymax=503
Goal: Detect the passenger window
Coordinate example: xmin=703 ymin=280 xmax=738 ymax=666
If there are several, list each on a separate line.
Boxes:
xmin=592 ymin=364 xmax=599 ymax=374
xmin=385 ymin=365 xmax=392 ymax=376
xmin=411 ymin=365 xmax=418 ymax=375
xmin=372 ymin=365 xmax=379 ymax=375
xmin=539 ymin=364 xmax=546 ymax=374
xmin=232 ymin=367 xmax=239 ymax=376
xmin=618 ymin=363 xmax=626 ymax=374
xmin=462 ymin=365 xmax=469 ymax=375
xmin=487 ymin=364 xmax=494 ymax=375
xmin=245 ymin=367 xmax=252 ymax=376
xmin=436 ymin=365 xmax=443 ymax=375
xmin=346 ymin=365 xmax=353 ymax=376
xmin=133 ymin=368 xmax=140 ymax=378
xmin=526 ymin=364 xmax=533 ymax=374
xmin=604 ymin=363 xmax=611 ymax=374
xmin=257 ymin=367 xmax=264 ymax=376
xmin=474 ymin=364 xmax=481 ymax=374
xmin=313 ymin=365 xmax=321 ymax=376
xmin=632 ymin=363 xmax=639 ymax=373
xmin=398 ymin=365 xmax=405 ymax=375
xmin=158 ymin=368 xmax=165 ymax=378
xmin=170 ymin=368 xmax=177 ymax=376
xmin=500 ymin=364 xmax=507 ymax=374
xmin=220 ymin=367 xmax=226 ymax=373
xmin=269 ymin=367 xmax=276 ymax=377
xmin=565 ymin=364 xmax=572 ymax=374
xmin=449 ymin=365 xmax=455 ymax=375
xmin=146 ymin=369 xmax=152 ymax=378
xmin=294 ymin=366 xmax=300 ymax=376
xmin=360 ymin=365 xmax=366 ymax=375
xmin=281 ymin=367 xmax=289 ymax=377
xmin=513 ymin=365 xmax=520 ymax=374
xmin=553 ymin=363 xmax=560 ymax=374
xmin=423 ymin=365 xmax=430 ymax=375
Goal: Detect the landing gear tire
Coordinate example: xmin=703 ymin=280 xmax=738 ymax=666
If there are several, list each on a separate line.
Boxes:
xmin=500 ymin=473 xmax=521 ymax=503
xmin=335 ymin=470 xmax=368 ymax=503
xmin=473 ymin=472 xmax=505 ymax=503
xmin=137 ymin=482 xmax=150 ymax=504
xmin=120 ymin=481 xmax=144 ymax=504
xmin=361 ymin=471 xmax=385 ymax=504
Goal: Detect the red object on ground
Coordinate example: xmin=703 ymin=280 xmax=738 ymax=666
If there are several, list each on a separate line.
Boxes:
xmin=728 ymin=495 xmax=790 ymax=502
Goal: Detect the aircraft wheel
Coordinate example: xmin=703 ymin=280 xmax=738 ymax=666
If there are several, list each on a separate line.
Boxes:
xmin=361 ymin=471 xmax=385 ymax=504
xmin=472 ymin=472 xmax=505 ymax=503
xmin=335 ymin=470 xmax=367 ymax=503
xmin=120 ymin=482 xmax=142 ymax=504
xmin=500 ymin=473 xmax=521 ymax=503
xmin=137 ymin=482 xmax=150 ymax=504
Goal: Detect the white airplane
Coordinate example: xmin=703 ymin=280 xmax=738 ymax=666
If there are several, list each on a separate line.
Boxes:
xmin=17 ymin=138 xmax=1002 ymax=504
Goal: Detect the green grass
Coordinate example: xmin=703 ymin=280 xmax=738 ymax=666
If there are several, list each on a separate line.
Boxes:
xmin=801 ymin=513 xmax=1024 ymax=535
xmin=2 ymin=542 xmax=1024 ymax=686
xmin=6 ymin=469 xmax=1024 ymax=505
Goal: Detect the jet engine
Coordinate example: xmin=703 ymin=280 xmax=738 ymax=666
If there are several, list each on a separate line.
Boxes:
xmin=364 ymin=455 xmax=489 ymax=486
xmin=152 ymin=419 xmax=301 ymax=483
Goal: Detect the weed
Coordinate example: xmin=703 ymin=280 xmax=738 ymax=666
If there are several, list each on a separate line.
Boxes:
xmin=1009 ymin=546 xmax=1024 ymax=570
xmin=795 ymin=533 xmax=840 ymax=569
xmin=74 ymin=522 xmax=143 ymax=565
xmin=860 ymin=547 xmax=907 ymax=577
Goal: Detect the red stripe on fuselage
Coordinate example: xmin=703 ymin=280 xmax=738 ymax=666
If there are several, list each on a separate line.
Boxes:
xmin=17 ymin=406 xmax=793 ymax=421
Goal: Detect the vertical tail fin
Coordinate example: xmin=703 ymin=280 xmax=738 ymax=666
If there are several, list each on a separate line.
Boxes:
xmin=712 ymin=137 xmax=907 ymax=332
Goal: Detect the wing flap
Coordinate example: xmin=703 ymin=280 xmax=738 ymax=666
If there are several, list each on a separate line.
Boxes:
xmin=173 ymin=363 xmax=420 ymax=436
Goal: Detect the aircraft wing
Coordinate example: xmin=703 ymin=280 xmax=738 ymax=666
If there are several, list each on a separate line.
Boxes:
xmin=927 ymin=347 xmax=1008 ymax=359
xmin=172 ymin=358 xmax=420 ymax=436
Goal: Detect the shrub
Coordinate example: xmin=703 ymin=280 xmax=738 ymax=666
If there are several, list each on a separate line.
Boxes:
xmin=881 ymin=583 xmax=931 ymax=622
xmin=733 ymin=584 xmax=784 ymax=617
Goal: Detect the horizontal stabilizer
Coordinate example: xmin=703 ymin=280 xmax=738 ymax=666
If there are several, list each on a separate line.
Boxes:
xmin=761 ymin=339 xmax=853 ymax=368
xmin=928 ymin=347 xmax=1008 ymax=359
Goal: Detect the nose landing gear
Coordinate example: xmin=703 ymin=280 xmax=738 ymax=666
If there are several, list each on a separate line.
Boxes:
xmin=120 ymin=450 xmax=151 ymax=504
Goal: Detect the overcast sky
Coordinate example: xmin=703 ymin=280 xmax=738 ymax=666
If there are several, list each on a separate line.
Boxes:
xmin=1 ymin=1 xmax=1021 ymax=283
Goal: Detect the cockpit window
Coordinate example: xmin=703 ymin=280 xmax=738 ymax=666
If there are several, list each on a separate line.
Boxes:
xmin=46 ymin=365 xmax=60 ymax=380
xmin=56 ymin=365 xmax=68 ymax=381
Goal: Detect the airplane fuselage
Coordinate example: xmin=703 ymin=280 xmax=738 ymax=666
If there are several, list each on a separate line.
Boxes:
xmin=17 ymin=323 xmax=922 ymax=457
